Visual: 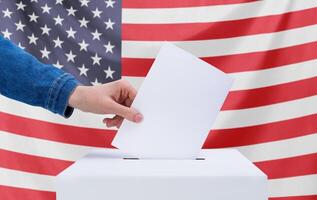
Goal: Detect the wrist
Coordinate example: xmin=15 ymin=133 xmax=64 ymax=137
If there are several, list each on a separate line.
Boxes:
xmin=68 ymin=85 xmax=88 ymax=109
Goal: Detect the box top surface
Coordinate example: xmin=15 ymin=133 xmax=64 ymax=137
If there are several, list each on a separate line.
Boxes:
xmin=58 ymin=149 xmax=266 ymax=178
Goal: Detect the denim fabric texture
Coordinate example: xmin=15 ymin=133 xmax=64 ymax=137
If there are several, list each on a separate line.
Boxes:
xmin=0 ymin=35 xmax=79 ymax=118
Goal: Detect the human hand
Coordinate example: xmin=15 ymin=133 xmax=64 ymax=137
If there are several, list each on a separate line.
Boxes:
xmin=68 ymin=80 xmax=143 ymax=128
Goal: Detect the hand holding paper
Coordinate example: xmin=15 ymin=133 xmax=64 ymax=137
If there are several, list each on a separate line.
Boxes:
xmin=112 ymin=43 xmax=234 ymax=159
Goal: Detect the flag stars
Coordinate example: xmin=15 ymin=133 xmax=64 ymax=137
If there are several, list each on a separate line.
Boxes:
xmin=41 ymin=4 xmax=52 ymax=14
xmin=80 ymin=0 xmax=90 ymax=7
xmin=104 ymin=41 xmax=114 ymax=53
xmin=53 ymin=37 xmax=64 ymax=48
xmin=105 ymin=18 xmax=115 ymax=30
xmin=66 ymin=50 xmax=76 ymax=63
xmin=56 ymin=0 xmax=64 ymax=5
xmin=78 ymin=64 xmax=89 ymax=76
xmin=40 ymin=47 xmax=51 ymax=59
xmin=79 ymin=17 xmax=89 ymax=28
xmin=91 ymin=53 xmax=102 ymax=65
xmin=28 ymin=12 xmax=39 ymax=23
xmin=91 ymin=78 xmax=101 ymax=86
xmin=67 ymin=6 xmax=77 ymax=16
xmin=2 ymin=8 xmax=13 ymax=18
xmin=66 ymin=27 xmax=76 ymax=39
xmin=78 ymin=40 xmax=89 ymax=51
xmin=16 ymin=1 xmax=27 ymax=11
xmin=91 ymin=29 xmax=102 ymax=40
xmin=54 ymin=60 xmax=63 ymax=69
xmin=104 ymin=66 xmax=115 ymax=79
xmin=105 ymin=0 xmax=115 ymax=8
xmin=15 ymin=21 xmax=26 ymax=32
xmin=92 ymin=8 xmax=102 ymax=18
xmin=27 ymin=34 xmax=38 ymax=45
xmin=40 ymin=24 xmax=51 ymax=35
xmin=2 ymin=29 xmax=12 ymax=39
xmin=53 ymin=15 xmax=64 ymax=26
xmin=18 ymin=42 xmax=25 ymax=49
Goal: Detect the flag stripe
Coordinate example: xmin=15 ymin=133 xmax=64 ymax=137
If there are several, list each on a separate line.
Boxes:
xmin=205 ymin=113 xmax=317 ymax=148
xmin=255 ymin=153 xmax=317 ymax=179
xmin=122 ymin=41 xmax=317 ymax=76
xmin=122 ymin=0 xmax=257 ymax=8
xmin=122 ymin=0 xmax=317 ymax=24
xmin=223 ymin=76 xmax=317 ymax=110
xmin=271 ymin=195 xmax=317 ymax=200
xmin=0 ymin=112 xmax=115 ymax=148
xmin=0 ymin=185 xmax=55 ymax=200
xmin=0 ymin=149 xmax=72 ymax=176
xmin=122 ymin=24 xmax=317 ymax=58
xmin=122 ymin=7 xmax=317 ymax=41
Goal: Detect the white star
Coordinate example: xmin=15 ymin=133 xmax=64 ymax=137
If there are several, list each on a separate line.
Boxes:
xmin=41 ymin=4 xmax=51 ymax=14
xmin=40 ymin=24 xmax=51 ymax=35
xmin=1 ymin=29 xmax=12 ymax=39
xmin=80 ymin=0 xmax=90 ymax=7
xmin=53 ymin=15 xmax=64 ymax=26
xmin=79 ymin=17 xmax=89 ymax=28
xmin=92 ymin=8 xmax=102 ymax=18
xmin=65 ymin=50 xmax=76 ymax=63
xmin=91 ymin=78 xmax=101 ymax=86
xmin=40 ymin=47 xmax=51 ymax=59
xmin=2 ymin=8 xmax=13 ymax=18
xmin=78 ymin=64 xmax=89 ymax=76
xmin=54 ymin=60 xmax=63 ymax=69
xmin=53 ymin=37 xmax=64 ymax=48
xmin=16 ymin=1 xmax=26 ymax=11
xmin=30 ymin=0 xmax=38 ymax=2
xmin=91 ymin=29 xmax=102 ymax=40
xmin=28 ymin=12 xmax=39 ymax=23
xmin=67 ymin=6 xmax=77 ymax=16
xmin=105 ymin=0 xmax=115 ymax=8
xmin=56 ymin=0 xmax=63 ymax=5
xmin=27 ymin=34 xmax=38 ymax=45
xmin=104 ymin=66 xmax=115 ymax=79
xmin=104 ymin=41 xmax=115 ymax=53
xmin=78 ymin=40 xmax=89 ymax=51
xmin=66 ymin=27 xmax=76 ymax=39
xmin=91 ymin=53 xmax=102 ymax=65
xmin=18 ymin=42 xmax=25 ymax=49
xmin=15 ymin=20 xmax=25 ymax=32
xmin=105 ymin=18 xmax=115 ymax=30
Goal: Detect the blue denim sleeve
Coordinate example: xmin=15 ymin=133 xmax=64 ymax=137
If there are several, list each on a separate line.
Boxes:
xmin=0 ymin=35 xmax=79 ymax=118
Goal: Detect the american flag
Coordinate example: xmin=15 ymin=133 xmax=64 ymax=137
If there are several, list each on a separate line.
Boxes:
xmin=1 ymin=0 xmax=317 ymax=200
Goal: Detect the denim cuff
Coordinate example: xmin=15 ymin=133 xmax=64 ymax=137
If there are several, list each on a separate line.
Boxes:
xmin=46 ymin=73 xmax=79 ymax=118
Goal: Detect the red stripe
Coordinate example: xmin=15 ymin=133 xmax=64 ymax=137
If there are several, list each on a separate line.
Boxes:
xmin=255 ymin=153 xmax=317 ymax=179
xmin=122 ymin=41 xmax=317 ymax=77
xmin=122 ymin=0 xmax=257 ymax=8
xmin=204 ymin=113 xmax=317 ymax=148
xmin=123 ymin=7 xmax=317 ymax=41
xmin=270 ymin=196 xmax=317 ymax=200
xmin=0 ymin=149 xmax=73 ymax=176
xmin=0 ymin=112 xmax=116 ymax=148
xmin=0 ymin=185 xmax=55 ymax=200
xmin=223 ymin=76 xmax=317 ymax=110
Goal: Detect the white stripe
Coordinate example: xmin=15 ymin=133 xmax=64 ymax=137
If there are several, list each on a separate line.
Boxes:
xmin=234 ymin=133 xmax=317 ymax=162
xmin=0 ymin=95 xmax=116 ymax=130
xmin=123 ymin=59 xmax=317 ymax=91
xmin=0 ymin=130 xmax=93 ymax=161
xmin=214 ymin=95 xmax=317 ymax=129
xmin=269 ymin=174 xmax=317 ymax=197
xmin=122 ymin=0 xmax=317 ymax=24
xmin=1 ymin=168 xmax=316 ymax=197
xmin=0 ymin=167 xmax=54 ymax=191
xmin=122 ymin=24 xmax=317 ymax=58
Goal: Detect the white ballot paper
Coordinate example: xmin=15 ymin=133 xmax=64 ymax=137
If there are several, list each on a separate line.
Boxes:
xmin=112 ymin=43 xmax=233 ymax=159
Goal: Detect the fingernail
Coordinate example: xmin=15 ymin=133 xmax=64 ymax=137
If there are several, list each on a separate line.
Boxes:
xmin=134 ymin=113 xmax=143 ymax=123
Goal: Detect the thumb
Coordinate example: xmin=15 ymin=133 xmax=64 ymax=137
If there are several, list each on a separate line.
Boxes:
xmin=111 ymin=102 xmax=143 ymax=123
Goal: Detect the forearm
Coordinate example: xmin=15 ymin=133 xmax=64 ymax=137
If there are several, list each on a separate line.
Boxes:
xmin=0 ymin=36 xmax=79 ymax=118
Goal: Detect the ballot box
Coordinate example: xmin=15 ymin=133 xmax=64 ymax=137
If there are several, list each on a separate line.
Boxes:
xmin=56 ymin=149 xmax=267 ymax=200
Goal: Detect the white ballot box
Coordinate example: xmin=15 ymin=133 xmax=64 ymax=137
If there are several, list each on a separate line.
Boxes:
xmin=56 ymin=149 xmax=267 ymax=200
